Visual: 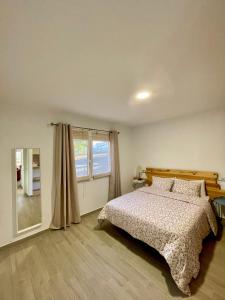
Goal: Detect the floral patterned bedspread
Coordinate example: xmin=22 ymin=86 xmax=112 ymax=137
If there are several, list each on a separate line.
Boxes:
xmin=98 ymin=187 xmax=217 ymax=295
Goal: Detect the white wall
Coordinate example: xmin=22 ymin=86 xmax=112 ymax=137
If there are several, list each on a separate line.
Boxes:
xmin=132 ymin=109 xmax=225 ymax=178
xmin=1 ymin=103 xmax=224 ymax=248
xmin=0 ymin=103 xmax=133 ymax=247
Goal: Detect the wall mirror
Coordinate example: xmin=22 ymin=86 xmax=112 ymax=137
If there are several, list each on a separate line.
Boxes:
xmin=15 ymin=148 xmax=42 ymax=233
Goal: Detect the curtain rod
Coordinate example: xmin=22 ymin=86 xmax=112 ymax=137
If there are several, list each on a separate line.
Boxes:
xmin=50 ymin=123 xmax=120 ymax=134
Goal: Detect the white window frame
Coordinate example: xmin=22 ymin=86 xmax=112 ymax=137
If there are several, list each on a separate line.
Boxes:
xmin=74 ymin=131 xmax=111 ymax=182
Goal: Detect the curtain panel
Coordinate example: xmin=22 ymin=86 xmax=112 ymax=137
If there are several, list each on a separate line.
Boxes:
xmin=108 ymin=130 xmax=121 ymax=201
xmin=51 ymin=123 xmax=81 ymax=229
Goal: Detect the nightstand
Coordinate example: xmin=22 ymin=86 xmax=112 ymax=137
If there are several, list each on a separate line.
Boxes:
xmin=132 ymin=179 xmax=145 ymax=190
xmin=214 ymin=197 xmax=225 ymax=222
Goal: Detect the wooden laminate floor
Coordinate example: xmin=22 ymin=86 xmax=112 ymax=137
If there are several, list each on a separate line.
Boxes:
xmin=0 ymin=210 xmax=225 ymax=300
xmin=17 ymin=190 xmax=41 ymax=231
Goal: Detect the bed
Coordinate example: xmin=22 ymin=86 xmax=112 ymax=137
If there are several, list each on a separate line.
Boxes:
xmin=97 ymin=168 xmax=221 ymax=296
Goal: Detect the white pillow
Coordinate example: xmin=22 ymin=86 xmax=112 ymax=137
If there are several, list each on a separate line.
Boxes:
xmin=152 ymin=176 xmax=174 ymax=191
xmin=190 ymin=180 xmax=206 ymax=197
xmin=172 ymin=179 xmax=201 ymax=197
xmin=173 ymin=178 xmax=206 ymax=197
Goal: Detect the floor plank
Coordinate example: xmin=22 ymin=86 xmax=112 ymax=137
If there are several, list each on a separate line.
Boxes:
xmin=0 ymin=210 xmax=224 ymax=300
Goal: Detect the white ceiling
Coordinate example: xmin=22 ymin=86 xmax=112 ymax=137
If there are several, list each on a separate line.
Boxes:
xmin=0 ymin=0 xmax=225 ymax=126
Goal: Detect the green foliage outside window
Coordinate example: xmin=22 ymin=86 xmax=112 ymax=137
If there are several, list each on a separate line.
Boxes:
xmin=74 ymin=140 xmax=88 ymax=156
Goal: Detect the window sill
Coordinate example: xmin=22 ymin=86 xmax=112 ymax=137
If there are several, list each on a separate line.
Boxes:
xmin=93 ymin=173 xmax=111 ymax=180
xmin=77 ymin=173 xmax=111 ymax=183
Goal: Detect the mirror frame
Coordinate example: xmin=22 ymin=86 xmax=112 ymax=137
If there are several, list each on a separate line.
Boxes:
xmin=14 ymin=148 xmax=42 ymax=235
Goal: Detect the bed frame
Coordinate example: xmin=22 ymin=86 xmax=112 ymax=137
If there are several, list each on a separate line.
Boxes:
xmin=145 ymin=167 xmax=225 ymax=200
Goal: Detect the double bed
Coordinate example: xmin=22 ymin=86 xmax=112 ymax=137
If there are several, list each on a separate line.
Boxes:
xmin=98 ymin=168 xmax=221 ymax=296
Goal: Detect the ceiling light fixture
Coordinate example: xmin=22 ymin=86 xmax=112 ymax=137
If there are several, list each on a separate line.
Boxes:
xmin=135 ymin=91 xmax=151 ymax=100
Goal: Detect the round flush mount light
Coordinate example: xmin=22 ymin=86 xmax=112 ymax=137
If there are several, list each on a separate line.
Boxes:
xmin=135 ymin=91 xmax=151 ymax=100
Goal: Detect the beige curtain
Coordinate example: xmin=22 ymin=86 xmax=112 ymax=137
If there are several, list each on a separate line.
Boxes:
xmin=108 ymin=130 xmax=121 ymax=201
xmin=51 ymin=123 xmax=81 ymax=229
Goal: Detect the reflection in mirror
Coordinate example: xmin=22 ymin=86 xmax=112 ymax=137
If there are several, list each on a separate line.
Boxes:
xmin=15 ymin=148 xmax=42 ymax=233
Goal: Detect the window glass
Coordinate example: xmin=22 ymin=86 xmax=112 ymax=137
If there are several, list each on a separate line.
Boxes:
xmin=16 ymin=150 xmax=23 ymax=167
xmin=73 ymin=139 xmax=89 ymax=178
xmin=92 ymin=140 xmax=111 ymax=176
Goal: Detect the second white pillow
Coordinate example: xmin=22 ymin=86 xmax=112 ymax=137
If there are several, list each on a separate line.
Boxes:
xmin=172 ymin=179 xmax=201 ymax=197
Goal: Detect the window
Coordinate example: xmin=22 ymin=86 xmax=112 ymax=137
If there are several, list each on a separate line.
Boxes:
xmin=73 ymin=139 xmax=89 ymax=178
xmin=73 ymin=130 xmax=111 ymax=180
xmin=92 ymin=137 xmax=111 ymax=176
xmin=73 ymin=130 xmax=89 ymax=179
xmin=16 ymin=149 xmax=23 ymax=168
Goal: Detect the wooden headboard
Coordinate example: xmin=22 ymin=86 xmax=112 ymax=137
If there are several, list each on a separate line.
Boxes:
xmin=145 ymin=167 xmax=225 ymax=200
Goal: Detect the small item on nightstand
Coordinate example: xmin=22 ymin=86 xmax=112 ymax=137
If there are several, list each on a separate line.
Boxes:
xmin=132 ymin=178 xmax=146 ymax=190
